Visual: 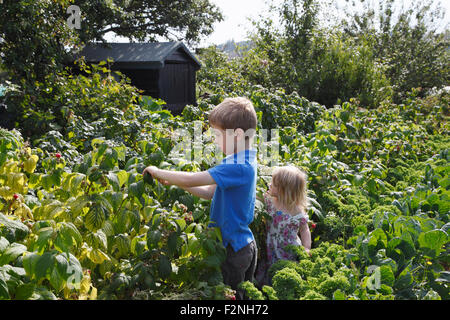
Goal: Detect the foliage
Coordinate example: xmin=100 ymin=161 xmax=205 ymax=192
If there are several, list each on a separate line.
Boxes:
xmin=0 ymin=0 xmax=222 ymax=84
xmin=240 ymin=91 xmax=449 ymax=300
xmin=198 ymin=0 xmax=448 ymax=109
xmin=242 ymin=0 xmax=393 ymax=108
xmin=6 ymin=59 xmax=167 ymax=148
xmin=195 ymin=50 xmax=327 ymax=132
xmin=74 ymin=0 xmax=223 ymax=45
xmin=0 ymin=127 xmax=231 ymax=300
xmin=0 ymin=0 xmax=80 ymax=83
xmin=1 ymin=6 xmax=449 ymax=298
xmin=2 ymin=86 xmax=449 ymax=300
xmin=340 ymin=0 xmax=450 ymax=103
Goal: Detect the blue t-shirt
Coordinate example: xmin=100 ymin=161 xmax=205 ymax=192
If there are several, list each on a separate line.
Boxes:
xmin=207 ymin=149 xmax=257 ymax=252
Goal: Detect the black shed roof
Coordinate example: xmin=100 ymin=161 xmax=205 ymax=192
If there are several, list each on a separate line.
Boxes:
xmin=75 ymin=41 xmax=201 ymax=70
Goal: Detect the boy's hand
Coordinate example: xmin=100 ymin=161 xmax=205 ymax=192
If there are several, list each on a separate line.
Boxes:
xmin=157 ymin=178 xmax=171 ymax=186
xmin=142 ymin=165 xmax=159 ymax=178
xmin=142 ymin=166 xmax=170 ymax=185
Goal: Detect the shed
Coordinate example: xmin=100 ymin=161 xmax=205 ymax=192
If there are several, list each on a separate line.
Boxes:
xmin=74 ymin=42 xmax=201 ymax=114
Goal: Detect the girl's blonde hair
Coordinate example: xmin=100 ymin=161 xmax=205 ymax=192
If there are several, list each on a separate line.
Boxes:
xmin=271 ymin=166 xmax=309 ymax=214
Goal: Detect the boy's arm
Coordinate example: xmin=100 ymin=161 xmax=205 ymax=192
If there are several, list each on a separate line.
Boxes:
xmin=143 ymin=166 xmax=215 ymax=187
xmin=180 ymin=184 xmax=217 ymax=200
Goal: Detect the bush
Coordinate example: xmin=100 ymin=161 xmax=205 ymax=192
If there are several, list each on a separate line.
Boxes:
xmin=317 ymin=274 xmax=351 ymax=298
xmin=271 ymin=267 xmax=306 ymax=300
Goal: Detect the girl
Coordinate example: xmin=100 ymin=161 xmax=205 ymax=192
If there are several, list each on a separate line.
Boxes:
xmin=256 ymin=166 xmax=311 ymax=285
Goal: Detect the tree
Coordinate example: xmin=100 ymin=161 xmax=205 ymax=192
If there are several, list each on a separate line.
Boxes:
xmin=247 ymin=0 xmax=391 ymax=107
xmin=0 ymin=0 xmax=223 ymax=83
xmin=75 ymin=0 xmax=223 ymax=45
xmin=339 ymin=0 xmax=450 ymax=102
xmin=0 ymin=0 xmax=79 ymax=84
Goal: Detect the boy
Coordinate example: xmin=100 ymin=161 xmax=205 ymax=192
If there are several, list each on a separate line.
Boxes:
xmin=142 ymin=97 xmax=258 ymax=300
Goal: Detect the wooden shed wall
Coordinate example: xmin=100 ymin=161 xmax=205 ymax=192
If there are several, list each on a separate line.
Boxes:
xmin=118 ymin=69 xmax=160 ymax=97
xmin=159 ymin=62 xmax=196 ymax=113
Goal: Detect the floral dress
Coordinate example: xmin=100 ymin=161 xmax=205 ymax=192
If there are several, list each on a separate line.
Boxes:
xmin=264 ymin=193 xmax=309 ymax=266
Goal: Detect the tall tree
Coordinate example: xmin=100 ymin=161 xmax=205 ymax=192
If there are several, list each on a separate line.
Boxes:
xmin=0 ymin=0 xmax=223 ymax=83
xmin=339 ymin=0 xmax=449 ymax=102
xmin=74 ymin=0 xmax=223 ymax=44
xmin=248 ymin=0 xmax=390 ymax=107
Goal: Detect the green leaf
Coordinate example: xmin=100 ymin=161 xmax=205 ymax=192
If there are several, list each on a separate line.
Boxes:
xmin=99 ymin=148 xmax=118 ymax=171
xmin=109 ymin=191 xmax=125 ymax=213
xmin=143 ymin=172 xmax=154 ymax=186
xmin=379 ymin=265 xmax=395 ymax=287
xmin=372 ymin=168 xmax=383 ymax=178
xmin=131 ymin=237 xmax=146 ymax=256
xmin=0 ymin=243 xmax=27 ymax=266
xmin=435 ymin=271 xmax=450 ymax=283
xmin=438 ymin=177 xmax=450 ymax=189
xmin=395 ymin=264 xmax=413 ymax=290
xmin=30 ymin=286 xmax=57 ymax=300
xmin=114 ymin=145 xmax=126 ymax=162
xmin=106 ymin=172 xmax=120 ymax=191
xmin=70 ymin=174 xmax=86 ymax=194
xmin=127 ymin=209 xmax=141 ymax=232
xmin=167 ymin=232 xmax=179 ymax=257
xmin=158 ymin=254 xmax=172 ymax=279
xmin=116 ymin=234 xmax=131 ymax=256
xmin=0 ymin=237 xmax=9 ymax=252
xmin=86 ymin=229 xmax=108 ymax=251
xmin=0 ymin=273 xmax=10 ymax=299
xmin=49 ymin=266 xmax=65 ymax=291
xmin=57 ymin=252 xmax=82 ymax=288
xmin=367 ymin=179 xmax=377 ymax=194
xmin=368 ymin=228 xmax=387 ymax=255
xmin=34 ymin=227 xmax=54 ymax=254
xmin=0 ymin=213 xmax=30 ymax=242
xmin=84 ymin=203 xmax=107 ymax=232
xmin=147 ymin=230 xmax=161 ymax=249
xmin=22 ymin=252 xmax=40 ymax=279
xmin=34 ymin=251 xmax=56 ymax=280
xmin=418 ymin=229 xmax=448 ymax=258
xmin=129 ymin=181 xmax=145 ymax=200
xmin=203 ymin=255 xmax=221 ymax=268
xmin=88 ymin=166 xmax=102 ymax=183
xmin=333 ymin=289 xmax=346 ymax=300
xmin=15 ymin=282 xmax=36 ymax=300
xmin=116 ymin=170 xmax=128 ymax=188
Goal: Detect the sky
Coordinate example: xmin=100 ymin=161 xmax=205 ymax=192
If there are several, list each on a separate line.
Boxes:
xmin=200 ymin=0 xmax=450 ymax=46
xmin=199 ymin=0 xmax=278 ymax=46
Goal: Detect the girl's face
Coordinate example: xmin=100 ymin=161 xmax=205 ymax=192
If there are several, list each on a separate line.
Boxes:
xmin=268 ymin=182 xmax=278 ymax=198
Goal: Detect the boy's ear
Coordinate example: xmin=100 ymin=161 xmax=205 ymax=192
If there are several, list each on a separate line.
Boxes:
xmin=234 ymin=128 xmax=245 ymax=138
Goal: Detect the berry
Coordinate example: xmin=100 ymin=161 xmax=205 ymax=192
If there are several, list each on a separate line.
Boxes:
xmin=311 ymin=223 xmax=316 ymax=229
xmin=13 ymin=194 xmax=19 ymax=200
xmin=55 ymin=153 xmax=61 ymax=159
xmin=184 ymin=215 xmax=193 ymax=224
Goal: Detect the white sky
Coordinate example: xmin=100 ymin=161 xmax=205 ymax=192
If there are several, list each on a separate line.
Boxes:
xmin=199 ymin=0 xmax=279 ymax=46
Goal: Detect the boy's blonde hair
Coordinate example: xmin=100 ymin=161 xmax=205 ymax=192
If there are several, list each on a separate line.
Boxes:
xmin=208 ymin=97 xmax=257 ymax=135
xmin=272 ymin=166 xmax=309 ymax=214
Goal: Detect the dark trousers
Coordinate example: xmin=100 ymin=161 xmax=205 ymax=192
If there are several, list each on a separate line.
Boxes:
xmin=221 ymin=240 xmax=257 ymax=300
